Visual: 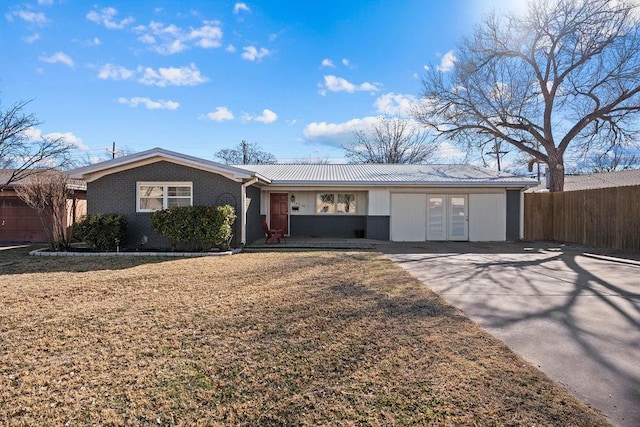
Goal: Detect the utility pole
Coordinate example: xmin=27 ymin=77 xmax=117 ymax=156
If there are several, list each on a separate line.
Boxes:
xmin=241 ymin=140 xmax=248 ymax=165
xmin=485 ymin=140 xmax=509 ymax=171
xmin=106 ymin=141 xmax=117 ymax=159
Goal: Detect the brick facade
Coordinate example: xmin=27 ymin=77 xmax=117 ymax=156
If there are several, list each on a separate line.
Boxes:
xmin=87 ymin=161 xmax=243 ymax=249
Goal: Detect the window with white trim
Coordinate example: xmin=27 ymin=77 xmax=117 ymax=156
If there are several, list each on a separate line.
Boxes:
xmin=316 ymin=193 xmax=356 ymax=214
xmin=137 ymin=182 xmax=193 ymax=212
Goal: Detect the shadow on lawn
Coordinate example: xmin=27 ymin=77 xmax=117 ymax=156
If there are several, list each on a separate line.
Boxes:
xmin=380 ymin=241 xmax=640 ymax=425
xmin=0 ymin=245 xmax=172 ymax=275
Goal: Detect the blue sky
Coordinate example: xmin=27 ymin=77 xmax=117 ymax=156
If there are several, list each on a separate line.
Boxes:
xmin=1 ymin=0 xmax=526 ymax=164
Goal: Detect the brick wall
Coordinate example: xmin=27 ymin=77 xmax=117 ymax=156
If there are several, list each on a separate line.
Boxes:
xmin=87 ymin=161 xmax=243 ymax=249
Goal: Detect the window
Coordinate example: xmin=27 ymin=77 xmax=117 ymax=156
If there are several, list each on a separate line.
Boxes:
xmin=317 ymin=193 xmax=335 ymax=213
xmin=316 ymin=193 xmax=356 ymax=214
xmin=137 ymin=182 xmax=192 ymax=212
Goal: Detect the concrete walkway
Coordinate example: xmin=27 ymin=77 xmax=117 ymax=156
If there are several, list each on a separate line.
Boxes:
xmin=379 ymin=241 xmax=640 ymax=427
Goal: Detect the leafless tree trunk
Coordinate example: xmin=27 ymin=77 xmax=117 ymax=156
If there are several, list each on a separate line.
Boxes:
xmin=1 ymin=99 xmax=72 ymax=187
xmin=415 ymin=0 xmax=640 ymax=191
xmin=15 ymin=170 xmax=72 ymax=251
xmin=343 ymin=116 xmax=439 ymax=164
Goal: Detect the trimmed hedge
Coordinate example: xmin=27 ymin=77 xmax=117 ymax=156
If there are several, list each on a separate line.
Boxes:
xmin=74 ymin=213 xmax=127 ymax=252
xmin=150 ymin=205 xmax=236 ymax=251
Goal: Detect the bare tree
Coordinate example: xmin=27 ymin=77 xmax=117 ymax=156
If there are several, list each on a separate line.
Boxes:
xmin=214 ymin=140 xmax=276 ymax=165
xmin=1 ymin=98 xmax=72 ymax=186
xmin=14 ymin=170 xmax=73 ymax=251
xmin=415 ymin=0 xmax=640 ymax=191
xmin=342 ymin=116 xmax=439 ymax=164
xmin=583 ymin=147 xmax=640 ymax=172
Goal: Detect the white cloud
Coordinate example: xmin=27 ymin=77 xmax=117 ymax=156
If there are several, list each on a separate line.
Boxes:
xmin=320 ymin=75 xmax=380 ymax=95
xmin=241 ymin=45 xmax=270 ymax=61
xmin=6 ymin=9 xmax=47 ymax=25
xmin=45 ymin=132 xmax=87 ymax=149
xmin=438 ymin=140 xmax=467 ymax=161
xmin=98 ymin=63 xmax=135 ymax=80
xmin=138 ymin=63 xmax=209 ymax=87
xmin=23 ymin=33 xmax=40 ymax=43
xmin=243 ymin=109 xmax=278 ymax=124
xmin=86 ymin=7 xmax=134 ymax=29
xmin=97 ymin=63 xmax=208 ymax=87
xmin=118 ymin=97 xmax=180 ymax=110
xmin=39 ymin=52 xmax=74 ymax=68
xmin=22 ymin=128 xmax=87 ymax=150
xmin=37 ymin=0 xmax=54 ymax=5
xmin=234 ymin=3 xmax=251 ymax=14
xmin=436 ymin=50 xmax=457 ymax=72
xmin=190 ymin=23 xmax=223 ymax=48
xmin=303 ymin=117 xmax=379 ymax=147
xmin=342 ymin=58 xmax=350 ymax=67
xmin=134 ymin=20 xmax=223 ymax=54
xmin=206 ymin=106 xmax=234 ymax=122
xmin=254 ymin=109 xmax=277 ymax=123
xmin=321 ymin=58 xmax=334 ymax=68
xmin=225 ymin=44 xmax=237 ymax=53
xmin=374 ymin=93 xmax=418 ymax=116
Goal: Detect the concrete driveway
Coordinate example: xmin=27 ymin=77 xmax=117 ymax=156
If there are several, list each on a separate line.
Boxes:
xmin=378 ymin=241 xmax=640 ymax=427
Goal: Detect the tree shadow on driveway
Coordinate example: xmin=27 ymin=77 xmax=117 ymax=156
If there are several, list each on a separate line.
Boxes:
xmin=379 ymin=241 xmax=640 ymax=427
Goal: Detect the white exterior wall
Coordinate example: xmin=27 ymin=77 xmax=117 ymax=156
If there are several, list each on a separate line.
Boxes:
xmin=469 ymin=193 xmax=506 ymax=241
xmin=390 ymin=194 xmax=427 ymax=241
xmin=368 ymin=189 xmax=390 ymax=215
xmin=260 ymin=190 xmax=368 ymax=216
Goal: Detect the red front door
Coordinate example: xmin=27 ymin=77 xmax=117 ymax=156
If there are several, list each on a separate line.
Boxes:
xmin=269 ymin=193 xmax=289 ymax=235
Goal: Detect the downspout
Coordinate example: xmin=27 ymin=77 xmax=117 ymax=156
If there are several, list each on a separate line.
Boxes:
xmin=240 ymin=177 xmax=259 ymax=246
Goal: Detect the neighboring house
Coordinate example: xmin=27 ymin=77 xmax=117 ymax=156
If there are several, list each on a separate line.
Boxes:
xmin=68 ymin=148 xmax=537 ymax=248
xmin=527 ymin=168 xmax=640 ymax=192
xmin=0 ymin=170 xmax=87 ymax=243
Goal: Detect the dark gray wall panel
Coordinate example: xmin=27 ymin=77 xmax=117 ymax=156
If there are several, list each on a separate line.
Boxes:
xmin=366 ymin=216 xmax=390 ymax=240
xmin=506 ymin=190 xmax=521 ymax=241
xmin=290 ymin=215 xmax=367 ymax=238
xmin=245 ymin=185 xmax=263 ymax=245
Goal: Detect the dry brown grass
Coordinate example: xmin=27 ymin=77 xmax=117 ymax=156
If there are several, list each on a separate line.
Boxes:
xmin=0 ymin=246 xmax=609 ymax=426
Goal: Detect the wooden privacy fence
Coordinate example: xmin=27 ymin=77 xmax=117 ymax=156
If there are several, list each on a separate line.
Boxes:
xmin=524 ymin=185 xmax=640 ymax=251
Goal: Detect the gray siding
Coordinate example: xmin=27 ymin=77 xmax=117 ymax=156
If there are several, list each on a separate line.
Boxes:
xmin=366 ymin=216 xmax=390 ymax=240
xmin=290 ymin=215 xmax=366 ymax=238
xmin=506 ymin=190 xmax=521 ymax=241
xmin=87 ymin=161 xmax=243 ymax=249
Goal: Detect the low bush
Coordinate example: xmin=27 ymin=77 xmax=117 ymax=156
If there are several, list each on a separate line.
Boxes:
xmin=74 ymin=213 xmax=127 ymax=251
xmin=150 ymin=205 xmax=236 ymax=251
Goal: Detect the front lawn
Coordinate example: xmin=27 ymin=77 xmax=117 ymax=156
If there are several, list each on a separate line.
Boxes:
xmin=0 ymin=246 xmax=608 ymax=426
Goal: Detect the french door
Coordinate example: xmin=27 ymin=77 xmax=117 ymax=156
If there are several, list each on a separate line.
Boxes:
xmin=426 ymin=195 xmax=468 ymax=241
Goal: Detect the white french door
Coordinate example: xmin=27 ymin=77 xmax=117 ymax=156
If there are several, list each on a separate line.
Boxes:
xmin=426 ymin=195 xmax=468 ymax=241
xmin=427 ymin=195 xmax=446 ymax=240
xmin=448 ymin=195 xmax=468 ymax=241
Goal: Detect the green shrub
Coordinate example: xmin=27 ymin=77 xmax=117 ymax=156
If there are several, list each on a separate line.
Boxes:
xmin=74 ymin=213 xmax=127 ymax=251
xmin=150 ymin=205 xmax=236 ymax=251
